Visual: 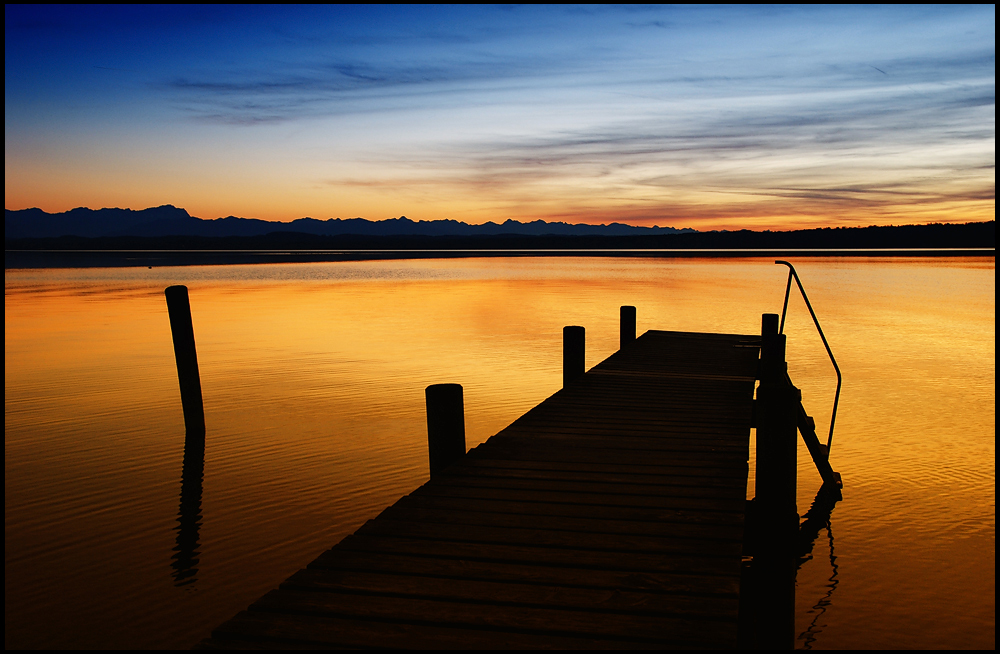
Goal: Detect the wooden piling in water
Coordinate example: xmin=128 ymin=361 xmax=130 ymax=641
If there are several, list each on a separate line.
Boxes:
xmin=164 ymin=285 xmax=204 ymax=436
xmin=562 ymin=326 xmax=585 ymax=388
xmin=620 ymin=305 xmax=636 ymax=349
xmin=425 ymin=383 xmax=466 ymax=476
xmin=752 ymin=312 xmax=798 ymax=649
xmin=756 ymin=313 xmax=797 ymax=537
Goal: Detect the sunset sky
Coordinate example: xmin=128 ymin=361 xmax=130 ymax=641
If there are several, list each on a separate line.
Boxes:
xmin=4 ymin=5 xmax=995 ymax=230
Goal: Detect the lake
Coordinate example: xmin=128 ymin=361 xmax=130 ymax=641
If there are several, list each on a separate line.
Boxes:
xmin=4 ymin=255 xmax=995 ymax=649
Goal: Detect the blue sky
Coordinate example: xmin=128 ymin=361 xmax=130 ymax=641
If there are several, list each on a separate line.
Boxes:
xmin=5 ymin=5 xmax=995 ymax=229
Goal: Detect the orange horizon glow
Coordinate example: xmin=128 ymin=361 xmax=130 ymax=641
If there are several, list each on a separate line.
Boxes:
xmin=3 ymin=192 xmax=993 ymax=232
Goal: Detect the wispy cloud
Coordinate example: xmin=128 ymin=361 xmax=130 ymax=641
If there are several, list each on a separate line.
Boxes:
xmin=168 ymin=56 xmax=570 ymax=124
xmin=312 ymin=46 xmax=993 ymax=226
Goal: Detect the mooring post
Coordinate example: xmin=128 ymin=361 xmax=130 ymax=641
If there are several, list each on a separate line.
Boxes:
xmin=753 ymin=312 xmax=798 ymax=649
xmin=757 ymin=321 xmax=799 ymax=544
xmin=620 ymin=306 xmax=636 ymax=350
xmin=165 ymin=285 xmax=205 ymax=436
xmin=759 ymin=313 xmax=779 ymax=369
xmin=425 ymin=383 xmax=466 ymax=476
xmin=563 ymin=326 xmax=585 ymax=388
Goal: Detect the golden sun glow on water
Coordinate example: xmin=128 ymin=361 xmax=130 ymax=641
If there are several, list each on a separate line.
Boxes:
xmin=4 ymin=256 xmax=995 ymax=649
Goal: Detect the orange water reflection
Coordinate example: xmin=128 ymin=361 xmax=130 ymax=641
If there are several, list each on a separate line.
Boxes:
xmin=4 ymin=256 xmax=995 ymax=649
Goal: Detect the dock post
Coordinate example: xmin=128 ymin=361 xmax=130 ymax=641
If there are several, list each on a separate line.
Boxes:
xmin=757 ymin=313 xmax=796 ymax=532
xmin=753 ymin=313 xmax=797 ymax=649
xmin=563 ymin=326 xmax=585 ymax=388
xmin=425 ymin=383 xmax=466 ymax=476
xmin=620 ymin=306 xmax=636 ymax=350
xmin=165 ymin=286 xmax=205 ymax=436
xmin=759 ymin=313 xmax=779 ymax=366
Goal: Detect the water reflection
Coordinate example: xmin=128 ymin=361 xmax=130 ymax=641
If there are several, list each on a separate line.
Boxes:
xmin=797 ymin=484 xmax=842 ymax=564
xmin=741 ymin=483 xmax=843 ymax=649
xmin=171 ymin=429 xmax=204 ymax=586
xmin=796 ymin=485 xmax=842 ymax=649
xmin=4 ymin=257 xmax=993 ymax=649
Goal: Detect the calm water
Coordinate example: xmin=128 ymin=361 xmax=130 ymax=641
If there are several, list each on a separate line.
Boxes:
xmin=5 ymin=256 xmax=995 ymax=649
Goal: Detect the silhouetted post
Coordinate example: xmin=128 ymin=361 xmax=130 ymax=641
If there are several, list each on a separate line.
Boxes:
xmin=759 ymin=313 xmax=779 ymax=369
xmin=563 ymin=326 xmax=585 ymax=388
xmin=756 ymin=316 xmax=797 ymax=545
xmin=165 ymin=285 xmax=205 ymax=436
xmin=620 ymin=306 xmax=636 ymax=350
xmin=753 ymin=312 xmax=797 ymax=649
xmin=425 ymin=383 xmax=466 ymax=476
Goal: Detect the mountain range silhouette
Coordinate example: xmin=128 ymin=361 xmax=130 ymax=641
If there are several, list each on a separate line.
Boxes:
xmin=4 ymin=206 xmax=994 ymax=255
xmin=4 ymin=205 xmax=693 ymax=239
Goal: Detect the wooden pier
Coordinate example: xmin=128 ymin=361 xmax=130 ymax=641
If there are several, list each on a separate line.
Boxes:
xmin=200 ymin=326 xmax=770 ymax=649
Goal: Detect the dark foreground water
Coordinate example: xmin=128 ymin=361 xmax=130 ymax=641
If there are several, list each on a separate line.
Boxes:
xmin=5 ymin=256 xmax=995 ymax=649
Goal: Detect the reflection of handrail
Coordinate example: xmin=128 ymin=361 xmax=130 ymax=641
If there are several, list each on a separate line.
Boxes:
xmin=776 ymin=261 xmax=842 ymax=453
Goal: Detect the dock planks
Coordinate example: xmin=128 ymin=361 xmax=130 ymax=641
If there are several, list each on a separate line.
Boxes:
xmin=201 ymin=329 xmax=761 ymax=649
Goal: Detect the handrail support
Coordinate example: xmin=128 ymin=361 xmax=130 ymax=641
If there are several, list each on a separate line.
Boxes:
xmin=775 ymin=261 xmax=842 ymax=454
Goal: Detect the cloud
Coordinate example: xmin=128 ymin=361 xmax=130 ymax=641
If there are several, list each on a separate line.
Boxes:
xmin=166 ymin=55 xmax=570 ymax=124
xmin=313 ymin=47 xmax=993 ymax=227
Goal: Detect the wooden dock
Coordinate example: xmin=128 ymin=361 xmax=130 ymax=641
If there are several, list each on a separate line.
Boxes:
xmin=201 ymin=329 xmax=762 ymax=649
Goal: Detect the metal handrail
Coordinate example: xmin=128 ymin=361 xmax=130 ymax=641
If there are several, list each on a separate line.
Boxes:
xmin=776 ymin=261 xmax=842 ymax=453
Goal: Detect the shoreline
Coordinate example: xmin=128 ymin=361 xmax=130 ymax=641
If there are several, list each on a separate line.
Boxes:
xmin=4 ymin=248 xmax=996 ymax=269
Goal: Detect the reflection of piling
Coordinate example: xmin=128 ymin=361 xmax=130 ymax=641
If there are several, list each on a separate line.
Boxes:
xmin=797 ymin=483 xmax=842 ymax=564
xmin=620 ymin=306 xmax=636 ymax=350
xmin=563 ymin=326 xmax=585 ymax=388
xmin=752 ymin=312 xmax=798 ymax=649
xmin=795 ymin=485 xmax=841 ymax=649
xmin=171 ymin=430 xmax=204 ymax=586
xmin=425 ymin=384 xmax=466 ymax=477
xmin=165 ymin=285 xmax=205 ymax=436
